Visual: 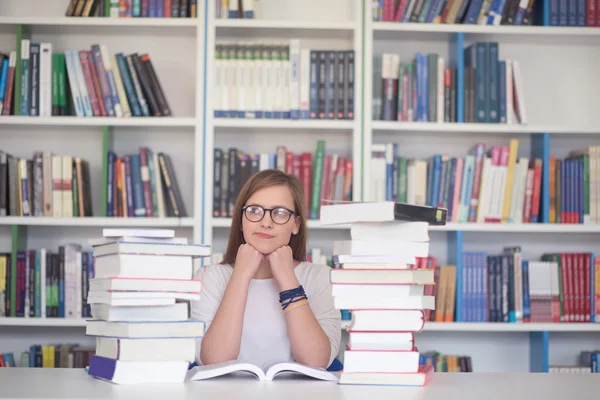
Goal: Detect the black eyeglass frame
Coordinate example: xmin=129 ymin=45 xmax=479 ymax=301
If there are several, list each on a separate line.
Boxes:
xmin=241 ymin=205 xmax=296 ymax=225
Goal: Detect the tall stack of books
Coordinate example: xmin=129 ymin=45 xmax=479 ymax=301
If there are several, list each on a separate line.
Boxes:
xmin=320 ymin=201 xmax=447 ymax=386
xmin=85 ymin=228 xmax=210 ymax=385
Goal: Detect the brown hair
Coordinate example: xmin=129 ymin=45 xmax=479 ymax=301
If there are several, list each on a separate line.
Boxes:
xmin=221 ymin=169 xmax=308 ymax=266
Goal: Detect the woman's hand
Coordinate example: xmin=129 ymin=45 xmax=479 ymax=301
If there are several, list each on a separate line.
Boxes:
xmin=233 ymin=244 xmax=265 ymax=281
xmin=267 ymin=245 xmax=299 ymax=291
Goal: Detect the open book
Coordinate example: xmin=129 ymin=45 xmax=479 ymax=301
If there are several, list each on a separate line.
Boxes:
xmin=185 ymin=359 xmax=338 ymax=381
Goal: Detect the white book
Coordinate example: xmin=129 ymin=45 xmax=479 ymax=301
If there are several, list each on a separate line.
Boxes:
xmin=241 ymin=0 xmax=254 ymax=18
xmin=99 ymin=44 xmax=123 ymax=117
xmin=332 ymin=284 xmax=423 ymax=298
xmin=437 ymin=56 xmax=444 ymax=122
xmin=93 ymin=254 xmax=193 ymax=280
xmin=244 ymin=45 xmax=256 ymax=118
xmin=348 ymin=309 xmax=425 ymax=332
xmin=348 ymin=331 xmax=415 ymax=351
xmin=253 ymin=44 xmax=263 ymax=117
xmin=152 ymin=152 xmax=166 ymax=217
xmin=350 ymin=221 xmax=429 ymax=242
xmin=333 ymin=239 xmax=430 ymax=258
xmin=71 ymin=50 xmax=94 ymax=117
xmin=92 ymin=241 xmax=211 ymax=258
xmin=39 ymin=43 xmax=52 ymax=117
xmin=299 ymin=48 xmax=310 ymax=119
xmin=263 ymin=45 xmax=273 ymax=117
xmin=281 ymin=44 xmax=291 ymax=118
xmin=214 ymin=44 xmax=223 ymax=116
xmin=87 ymin=291 xmax=199 ymax=306
xmin=88 ymin=236 xmax=188 ymax=247
xmin=273 ymin=45 xmax=283 ymax=117
xmin=52 ymin=155 xmax=62 ymax=217
xmin=102 ymin=228 xmax=175 ymax=238
xmin=227 ymin=44 xmax=237 ymax=117
xmin=343 ymin=350 xmax=420 ymax=373
xmin=330 ymin=268 xmax=434 ymax=285
xmin=289 ymin=39 xmax=300 ymax=119
xmin=236 ymin=44 xmax=246 ymax=117
xmin=333 ymin=295 xmax=435 ymax=310
xmin=505 ymin=59 xmax=514 ymax=124
xmin=61 ymin=155 xmax=73 ymax=217
xmin=86 ymin=320 xmax=205 ymax=338
xmin=63 ymin=50 xmax=84 ymax=117
xmin=96 ymin=337 xmax=197 ymax=362
xmin=186 ymin=360 xmax=338 ymax=382
xmin=90 ymin=302 xmax=189 ymax=322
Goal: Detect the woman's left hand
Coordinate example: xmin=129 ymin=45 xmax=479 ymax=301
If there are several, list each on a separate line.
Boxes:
xmin=268 ymin=245 xmax=299 ymax=291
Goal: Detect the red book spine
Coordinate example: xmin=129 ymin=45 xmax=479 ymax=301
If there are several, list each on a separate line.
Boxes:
xmin=285 ymin=151 xmax=294 ymax=175
xmin=344 ymin=160 xmax=353 ymax=201
xmin=585 ymin=253 xmax=591 ymax=322
xmin=588 ymin=0 xmax=597 ymax=25
xmin=530 ymin=159 xmax=542 ymax=223
xmin=87 ymin=50 xmax=107 ymax=117
xmin=139 ymin=148 xmax=154 ymax=217
xmin=565 ymin=253 xmax=574 ymax=322
xmin=78 ymin=51 xmax=102 ymax=116
xmin=300 ymin=153 xmax=312 ymax=217
xmin=164 ymin=0 xmax=172 ymax=17
xmin=468 ymin=144 xmax=486 ymax=222
xmin=292 ymin=154 xmax=301 ymax=177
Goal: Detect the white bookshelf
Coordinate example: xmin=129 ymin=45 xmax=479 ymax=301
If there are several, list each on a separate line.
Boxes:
xmin=0 ymin=0 xmax=598 ymax=373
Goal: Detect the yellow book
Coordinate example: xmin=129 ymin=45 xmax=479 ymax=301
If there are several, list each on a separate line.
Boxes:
xmin=502 ymin=139 xmax=519 ymax=223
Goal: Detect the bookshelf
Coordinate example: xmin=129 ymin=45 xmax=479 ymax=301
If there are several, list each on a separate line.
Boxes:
xmin=0 ymin=0 xmax=598 ymax=374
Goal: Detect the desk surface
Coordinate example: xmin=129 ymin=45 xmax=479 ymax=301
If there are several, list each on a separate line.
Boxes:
xmin=1 ymin=368 xmax=599 ymax=400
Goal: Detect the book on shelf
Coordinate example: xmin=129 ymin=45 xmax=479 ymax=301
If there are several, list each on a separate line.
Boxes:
xmin=321 ymin=200 xmax=445 ymax=386
xmin=369 ymin=139 xmax=545 ymax=224
xmin=373 ymin=0 xmax=539 ymax=26
xmin=215 ymin=0 xmax=256 ymax=19
xmin=420 ymin=352 xmax=473 ymax=372
xmin=213 ymin=141 xmax=353 ymax=220
xmin=0 ymin=345 xmax=95 ymax=368
xmin=373 ymin=52 xmax=457 ymax=123
xmin=0 ymin=150 xmax=92 ymax=218
xmin=214 ymin=41 xmax=354 ymax=121
xmin=106 ymin=148 xmax=187 ymax=218
xmin=549 ymin=351 xmax=600 ymax=373
xmin=186 ymin=359 xmax=338 ymax=381
xmin=1 ymin=40 xmax=171 ymax=118
xmin=86 ymin=228 xmax=209 ymax=385
xmin=66 ymin=0 xmax=198 ymax=18
xmin=0 ymin=246 xmax=94 ymax=318
xmin=426 ymin=247 xmax=599 ymax=323
xmin=373 ymin=43 xmax=527 ymax=125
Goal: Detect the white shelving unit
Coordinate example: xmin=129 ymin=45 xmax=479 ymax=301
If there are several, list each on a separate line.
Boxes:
xmin=0 ymin=0 xmax=598 ymax=373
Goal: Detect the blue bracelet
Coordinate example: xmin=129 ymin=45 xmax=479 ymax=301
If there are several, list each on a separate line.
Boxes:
xmin=279 ymin=285 xmax=307 ymax=310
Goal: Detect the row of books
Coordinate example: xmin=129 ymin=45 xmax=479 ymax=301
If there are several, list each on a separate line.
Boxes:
xmin=373 ymin=0 xmax=538 ymax=25
xmin=549 ymin=351 xmax=600 ymax=373
xmin=106 ymin=148 xmax=187 ymax=218
xmin=0 ymin=247 xmax=95 ymax=319
xmin=373 ymin=53 xmax=458 ymax=123
xmin=214 ymin=0 xmax=255 ymax=19
xmin=465 ymin=42 xmax=527 ymax=124
xmin=0 ymin=41 xmax=171 ymax=118
xmin=426 ymin=249 xmax=599 ymax=324
xmin=0 ymin=345 xmax=94 ymax=368
xmin=370 ymin=139 xmax=595 ymax=226
xmin=66 ymin=0 xmax=198 ymax=18
xmin=212 ymin=141 xmax=353 ymax=220
xmin=0 ymin=151 xmax=92 ymax=218
xmin=214 ymin=41 xmax=355 ymax=120
xmin=420 ymin=352 xmax=473 ymax=372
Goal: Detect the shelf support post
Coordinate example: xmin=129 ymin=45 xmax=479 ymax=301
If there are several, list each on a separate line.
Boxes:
xmin=529 ymin=331 xmax=549 ymax=372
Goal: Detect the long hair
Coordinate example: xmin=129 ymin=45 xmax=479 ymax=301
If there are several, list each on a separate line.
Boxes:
xmin=221 ymin=169 xmax=308 ymax=266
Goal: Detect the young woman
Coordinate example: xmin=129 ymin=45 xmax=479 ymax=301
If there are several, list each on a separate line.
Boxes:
xmin=191 ymin=169 xmax=341 ymax=369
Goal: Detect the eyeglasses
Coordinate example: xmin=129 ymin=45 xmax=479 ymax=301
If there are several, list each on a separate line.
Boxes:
xmin=242 ymin=205 xmax=295 ymax=225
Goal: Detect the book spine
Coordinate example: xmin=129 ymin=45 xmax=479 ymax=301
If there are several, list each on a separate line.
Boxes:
xmin=91 ymin=45 xmax=115 ymax=116
xmin=139 ymin=148 xmax=154 ymax=217
xmin=125 ymin=55 xmax=149 ymax=116
xmin=38 ymin=43 xmax=52 ymax=117
xmin=99 ymin=44 xmax=123 ymax=117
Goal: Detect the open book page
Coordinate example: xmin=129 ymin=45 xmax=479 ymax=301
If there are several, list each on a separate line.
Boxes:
xmin=185 ymin=360 xmax=339 ymax=381
xmin=261 ymin=360 xmax=339 ymax=381
xmin=185 ymin=360 xmax=266 ymax=381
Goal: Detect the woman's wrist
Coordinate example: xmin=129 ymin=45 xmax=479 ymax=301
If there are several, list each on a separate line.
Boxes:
xmin=276 ymin=273 xmax=300 ymax=291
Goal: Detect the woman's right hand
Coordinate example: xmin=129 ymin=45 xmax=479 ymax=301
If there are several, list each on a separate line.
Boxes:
xmin=232 ymin=244 xmax=264 ymax=281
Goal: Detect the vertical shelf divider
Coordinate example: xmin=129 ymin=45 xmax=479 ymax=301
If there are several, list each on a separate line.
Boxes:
xmin=529 ymin=331 xmax=550 ymax=372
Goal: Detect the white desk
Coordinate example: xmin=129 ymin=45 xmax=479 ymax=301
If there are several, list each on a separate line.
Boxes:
xmin=1 ymin=369 xmax=599 ymax=400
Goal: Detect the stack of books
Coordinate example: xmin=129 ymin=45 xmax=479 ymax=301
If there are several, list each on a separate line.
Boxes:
xmin=320 ymin=201 xmax=447 ymax=386
xmin=85 ymin=228 xmax=210 ymax=385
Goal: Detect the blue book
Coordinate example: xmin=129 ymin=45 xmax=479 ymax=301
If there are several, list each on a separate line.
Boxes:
xmin=129 ymin=154 xmax=146 ymax=217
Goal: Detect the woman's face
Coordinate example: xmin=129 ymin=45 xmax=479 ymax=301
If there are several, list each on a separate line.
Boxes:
xmin=241 ymin=184 xmax=300 ymax=256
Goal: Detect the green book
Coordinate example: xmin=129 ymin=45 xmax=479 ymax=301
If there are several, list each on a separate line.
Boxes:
xmin=310 ymin=140 xmax=326 ymax=219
